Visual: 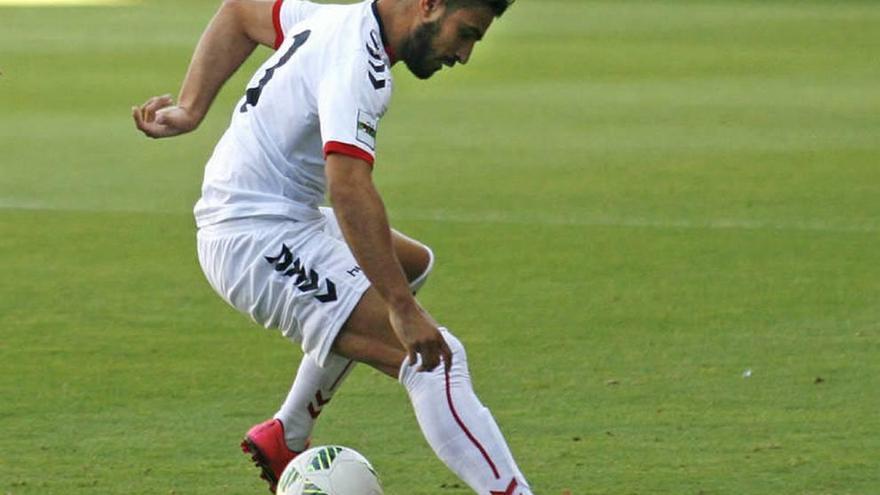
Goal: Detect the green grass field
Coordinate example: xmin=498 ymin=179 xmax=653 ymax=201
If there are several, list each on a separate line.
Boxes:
xmin=2 ymin=1 xmax=879 ymax=493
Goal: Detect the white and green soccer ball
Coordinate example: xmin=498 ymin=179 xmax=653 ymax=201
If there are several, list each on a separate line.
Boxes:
xmin=277 ymin=446 xmax=383 ymax=495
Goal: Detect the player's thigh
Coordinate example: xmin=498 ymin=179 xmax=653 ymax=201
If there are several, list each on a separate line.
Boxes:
xmin=198 ymin=218 xmax=373 ymax=367
xmin=319 ymin=207 xmax=430 ymax=282
xmin=331 ymin=288 xmax=406 ymax=378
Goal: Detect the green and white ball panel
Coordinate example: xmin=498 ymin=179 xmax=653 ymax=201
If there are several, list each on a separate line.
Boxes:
xmin=277 ymin=461 xmax=305 ymax=495
xmin=278 ymin=445 xmax=383 ymax=495
xmin=307 ymin=446 xmax=344 ymax=472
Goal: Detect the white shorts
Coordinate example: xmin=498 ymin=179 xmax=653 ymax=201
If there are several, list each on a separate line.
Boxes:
xmin=196 ymin=208 xmax=370 ymax=367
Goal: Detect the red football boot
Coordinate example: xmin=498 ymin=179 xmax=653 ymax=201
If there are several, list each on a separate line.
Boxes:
xmin=240 ymin=419 xmax=307 ymax=493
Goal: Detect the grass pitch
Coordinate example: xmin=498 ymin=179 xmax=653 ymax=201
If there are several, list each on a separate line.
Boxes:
xmin=2 ymin=1 xmax=879 ymax=493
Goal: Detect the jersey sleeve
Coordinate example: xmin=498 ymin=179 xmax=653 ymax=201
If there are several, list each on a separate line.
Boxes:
xmin=273 ymin=0 xmax=323 ymax=49
xmin=317 ymin=52 xmax=390 ymax=167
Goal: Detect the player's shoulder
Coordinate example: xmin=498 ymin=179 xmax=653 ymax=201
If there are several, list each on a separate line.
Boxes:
xmin=280 ymin=0 xmax=324 ymax=21
xmin=307 ymin=3 xmax=385 ymax=58
xmin=304 ymin=2 xmax=393 ymax=104
xmin=296 ymin=1 xmax=366 ymax=38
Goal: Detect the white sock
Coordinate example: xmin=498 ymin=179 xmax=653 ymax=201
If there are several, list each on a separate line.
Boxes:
xmin=408 ymin=245 xmax=434 ymax=294
xmin=399 ymin=330 xmax=532 ymax=495
xmin=274 ymin=352 xmax=355 ymax=451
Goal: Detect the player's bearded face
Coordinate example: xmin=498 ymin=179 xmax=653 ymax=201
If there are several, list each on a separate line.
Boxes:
xmin=400 ymin=19 xmax=444 ymax=80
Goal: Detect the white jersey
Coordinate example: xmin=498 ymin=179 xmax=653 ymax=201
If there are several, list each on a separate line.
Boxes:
xmin=194 ymin=0 xmax=394 ymax=228
xmin=273 ymin=0 xmax=324 ymax=49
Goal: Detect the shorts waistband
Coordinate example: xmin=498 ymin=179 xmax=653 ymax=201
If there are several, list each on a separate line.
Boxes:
xmin=197 ymin=216 xmax=318 ymax=237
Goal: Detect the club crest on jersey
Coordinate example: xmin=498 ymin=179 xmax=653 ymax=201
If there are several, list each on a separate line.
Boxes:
xmin=356 ymin=110 xmax=378 ymax=150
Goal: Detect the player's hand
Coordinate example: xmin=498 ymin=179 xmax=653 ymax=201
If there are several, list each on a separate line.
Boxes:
xmin=132 ymin=94 xmax=200 ymax=138
xmin=389 ymin=302 xmax=452 ymax=373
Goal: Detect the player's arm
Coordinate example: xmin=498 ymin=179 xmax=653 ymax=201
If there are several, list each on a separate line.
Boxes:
xmin=132 ymin=0 xmax=278 ymax=138
xmin=325 ymin=154 xmax=452 ymax=372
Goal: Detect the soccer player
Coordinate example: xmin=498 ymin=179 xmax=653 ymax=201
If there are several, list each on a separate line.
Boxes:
xmin=133 ymin=1 xmax=532 ymax=493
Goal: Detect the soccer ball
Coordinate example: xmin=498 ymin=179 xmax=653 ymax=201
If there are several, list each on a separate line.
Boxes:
xmin=277 ymin=445 xmax=383 ymax=495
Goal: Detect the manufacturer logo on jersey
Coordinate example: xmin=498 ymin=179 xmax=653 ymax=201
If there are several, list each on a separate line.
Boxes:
xmin=366 ymin=30 xmax=388 ymax=90
xmin=265 ymin=244 xmax=338 ymax=303
xmin=356 ymin=110 xmax=378 ymax=150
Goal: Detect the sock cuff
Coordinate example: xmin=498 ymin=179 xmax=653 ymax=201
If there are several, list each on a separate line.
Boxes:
xmin=409 ymin=245 xmax=435 ymax=294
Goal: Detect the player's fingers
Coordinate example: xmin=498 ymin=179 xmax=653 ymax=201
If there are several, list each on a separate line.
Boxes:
xmin=140 ymin=97 xmax=159 ymax=122
xmin=132 ymin=106 xmax=153 ymax=135
xmin=144 ymin=93 xmax=173 ymax=106
xmin=133 ymin=105 xmax=166 ymax=138
xmin=142 ymin=94 xmax=174 ymax=122
xmin=132 ymin=106 xmax=143 ymax=128
xmin=418 ymin=342 xmax=440 ymax=372
xmin=415 ymin=342 xmax=428 ymax=371
xmin=439 ymin=338 xmax=453 ymax=372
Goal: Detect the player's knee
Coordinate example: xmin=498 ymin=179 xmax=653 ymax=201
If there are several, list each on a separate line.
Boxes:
xmin=409 ymin=244 xmax=434 ymax=294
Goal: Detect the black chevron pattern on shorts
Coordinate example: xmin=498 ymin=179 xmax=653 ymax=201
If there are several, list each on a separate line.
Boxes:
xmin=265 ymin=244 xmax=339 ymax=303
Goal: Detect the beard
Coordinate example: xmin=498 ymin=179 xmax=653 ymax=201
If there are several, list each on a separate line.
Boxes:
xmin=399 ymin=20 xmax=442 ymax=80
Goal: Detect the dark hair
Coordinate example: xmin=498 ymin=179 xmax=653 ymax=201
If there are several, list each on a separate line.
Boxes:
xmin=445 ymin=0 xmax=514 ymax=17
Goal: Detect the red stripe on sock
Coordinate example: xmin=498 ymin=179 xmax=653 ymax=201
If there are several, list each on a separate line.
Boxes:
xmin=444 ymin=367 xmax=500 ymax=479
xmin=329 ymin=360 xmax=354 ymax=392
xmin=490 ymin=478 xmax=519 ymax=495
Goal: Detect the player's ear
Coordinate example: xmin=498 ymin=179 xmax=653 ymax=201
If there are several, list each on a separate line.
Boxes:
xmin=419 ymin=0 xmax=446 ymax=21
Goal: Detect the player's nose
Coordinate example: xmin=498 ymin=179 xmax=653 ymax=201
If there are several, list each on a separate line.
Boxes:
xmin=456 ymin=42 xmax=475 ymax=65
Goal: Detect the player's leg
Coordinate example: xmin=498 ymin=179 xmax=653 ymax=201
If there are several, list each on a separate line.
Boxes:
xmin=332 ymin=291 xmax=534 ymax=495
xmin=243 ymin=230 xmax=433 ymax=491
xmin=200 ymin=217 xmax=528 ymax=494
xmin=269 ymin=209 xmax=434 ymax=451
xmin=215 ymin=217 xmax=378 ymax=492
xmin=264 ymin=231 xmax=432 ymax=447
